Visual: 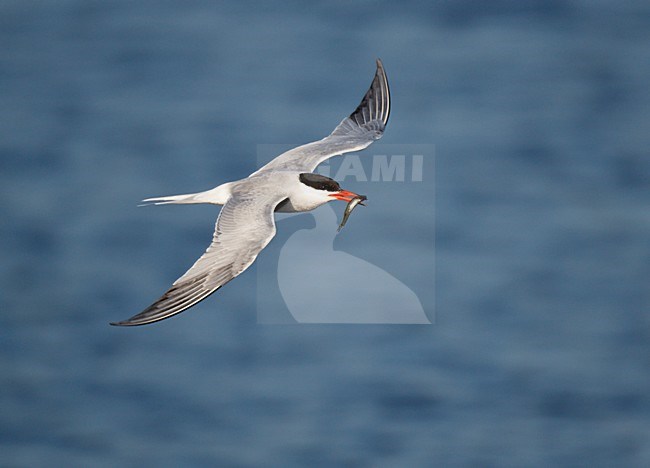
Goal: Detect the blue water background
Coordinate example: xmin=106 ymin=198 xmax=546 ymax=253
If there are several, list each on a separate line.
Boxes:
xmin=1 ymin=1 xmax=649 ymax=466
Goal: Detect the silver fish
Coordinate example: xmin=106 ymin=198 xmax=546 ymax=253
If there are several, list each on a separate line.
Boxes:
xmin=337 ymin=195 xmax=367 ymax=232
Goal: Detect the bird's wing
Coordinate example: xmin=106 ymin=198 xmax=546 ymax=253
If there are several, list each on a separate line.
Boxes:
xmin=251 ymin=59 xmax=390 ymax=175
xmin=111 ymin=189 xmax=285 ymax=326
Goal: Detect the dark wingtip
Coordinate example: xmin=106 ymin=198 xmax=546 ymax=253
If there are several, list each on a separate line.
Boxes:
xmin=328 ymin=59 xmax=391 ymax=139
xmin=349 ymin=59 xmax=390 ymax=128
xmin=110 ymin=273 xmax=222 ymax=328
xmin=109 ymin=310 xmax=173 ymax=327
xmin=109 ymin=320 xmax=137 ymax=327
xmin=109 ymin=312 xmax=173 ymax=327
xmin=109 ymin=318 xmax=148 ymax=327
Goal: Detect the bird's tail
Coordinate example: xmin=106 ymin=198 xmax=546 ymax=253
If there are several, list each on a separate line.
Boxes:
xmin=140 ymin=182 xmax=234 ymax=206
xmin=140 ymin=193 xmax=203 ymax=206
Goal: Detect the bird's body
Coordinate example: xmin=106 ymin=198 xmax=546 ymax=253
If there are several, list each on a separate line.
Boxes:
xmin=112 ymin=59 xmax=390 ymax=326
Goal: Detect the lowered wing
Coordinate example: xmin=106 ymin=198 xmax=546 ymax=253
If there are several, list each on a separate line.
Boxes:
xmin=111 ymin=189 xmax=286 ymax=326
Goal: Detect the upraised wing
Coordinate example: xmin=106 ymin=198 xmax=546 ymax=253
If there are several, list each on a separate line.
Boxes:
xmin=111 ymin=189 xmax=286 ymax=326
xmin=252 ymin=59 xmax=390 ymax=175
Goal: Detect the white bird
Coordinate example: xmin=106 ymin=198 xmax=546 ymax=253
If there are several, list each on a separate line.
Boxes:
xmin=111 ymin=59 xmax=390 ymax=326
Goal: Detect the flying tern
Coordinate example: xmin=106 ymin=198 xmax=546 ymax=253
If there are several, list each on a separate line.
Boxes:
xmin=111 ymin=59 xmax=390 ymax=326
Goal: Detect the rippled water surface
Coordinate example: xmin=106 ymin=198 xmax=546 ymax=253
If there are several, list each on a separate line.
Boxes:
xmin=1 ymin=1 xmax=649 ymax=466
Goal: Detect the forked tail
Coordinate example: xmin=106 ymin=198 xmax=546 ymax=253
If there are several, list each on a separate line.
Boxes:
xmin=140 ymin=193 xmax=202 ymax=206
xmin=140 ymin=182 xmax=234 ymax=206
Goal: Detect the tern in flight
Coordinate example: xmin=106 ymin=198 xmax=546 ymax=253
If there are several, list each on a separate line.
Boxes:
xmin=111 ymin=59 xmax=390 ymax=326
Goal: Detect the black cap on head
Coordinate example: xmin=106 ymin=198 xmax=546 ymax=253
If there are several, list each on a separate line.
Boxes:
xmin=299 ymin=173 xmax=341 ymax=192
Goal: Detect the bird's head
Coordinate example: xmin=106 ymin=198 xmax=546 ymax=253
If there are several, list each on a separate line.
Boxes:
xmin=298 ymin=173 xmax=361 ymax=203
